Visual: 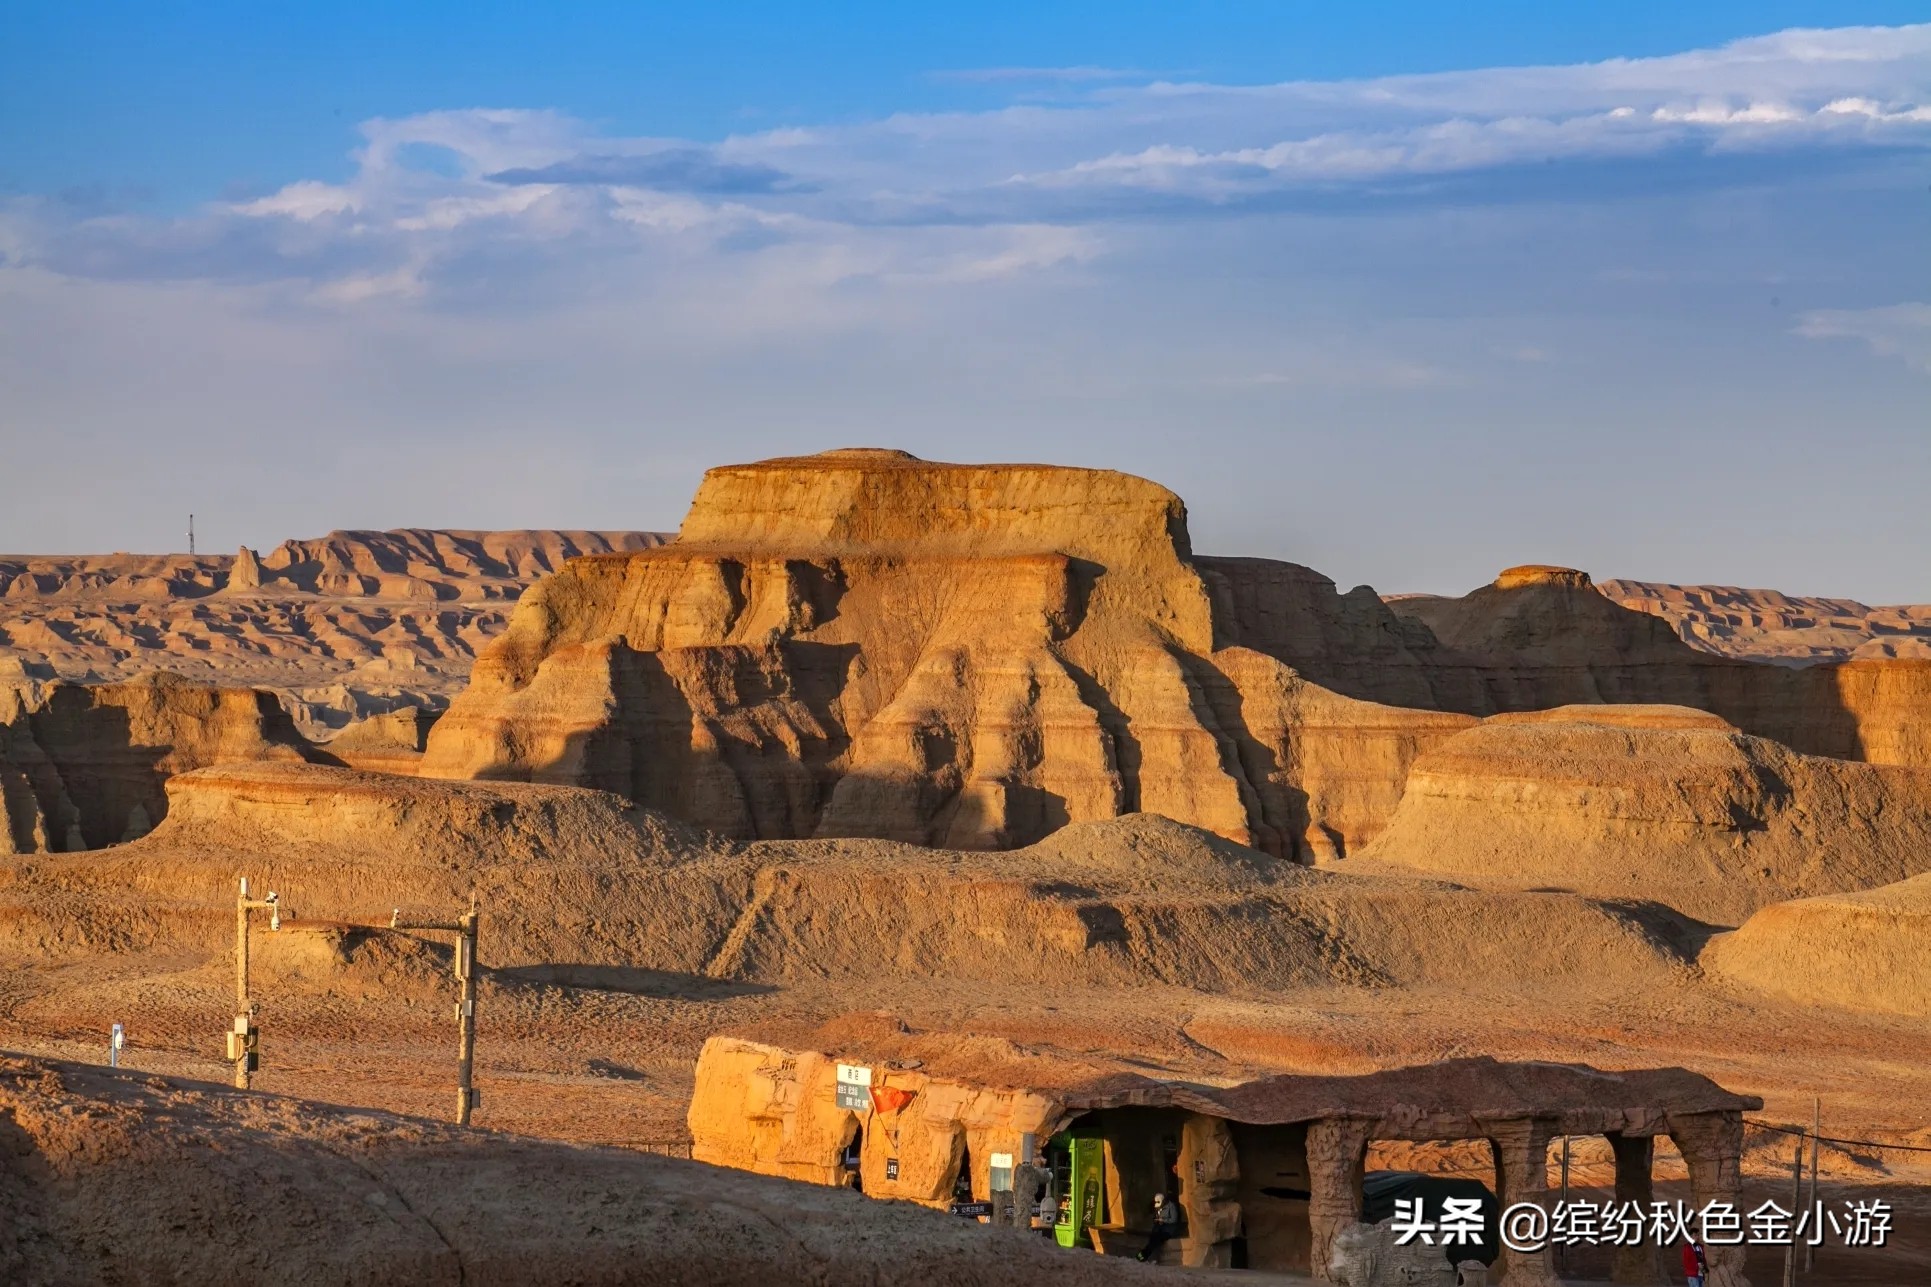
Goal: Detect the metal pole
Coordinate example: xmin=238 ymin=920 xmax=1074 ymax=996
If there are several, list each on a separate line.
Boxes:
xmin=1805 ymin=1098 xmax=1820 ymax=1273
xmin=232 ymin=877 xmax=282 ymax=1090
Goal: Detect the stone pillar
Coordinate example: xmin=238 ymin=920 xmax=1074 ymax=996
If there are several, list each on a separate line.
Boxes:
xmin=1179 ymin=1113 xmax=1242 ymax=1267
xmin=1609 ymin=1134 xmax=1662 ymax=1284
xmin=1306 ymin=1118 xmax=1374 ymax=1282
xmin=1487 ymin=1117 xmax=1560 ymax=1287
xmin=1668 ymin=1113 xmax=1750 ymax=1287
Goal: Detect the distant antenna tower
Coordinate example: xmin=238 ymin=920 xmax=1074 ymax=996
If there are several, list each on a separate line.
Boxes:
xmin=188 ymin=513 xmax=196 ymax=556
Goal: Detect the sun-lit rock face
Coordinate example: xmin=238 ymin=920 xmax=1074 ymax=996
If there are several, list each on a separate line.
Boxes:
xmin=420 ymin=450 xmax=1465 ymax=855
xmin=0 ymin=528 xmax=670 ymax=737
xmin=1493 ymin=564 xmax=1594 ymax=591
xmin=1705 ymin=872 xmax=1931 ymax=1016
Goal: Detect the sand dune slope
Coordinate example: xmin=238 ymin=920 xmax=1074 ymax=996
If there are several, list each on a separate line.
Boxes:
xmin=1702 ymin=874 xmax=1931 ymax=1015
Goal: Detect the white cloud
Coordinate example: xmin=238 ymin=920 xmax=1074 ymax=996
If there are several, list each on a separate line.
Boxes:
xmin=1796 ymin=302 xmax=1931 ymax=372
xmin=1 ymin=22 xmax=1924 ymax=310
xmin=231 ymin=181 xmax=362 ymax=220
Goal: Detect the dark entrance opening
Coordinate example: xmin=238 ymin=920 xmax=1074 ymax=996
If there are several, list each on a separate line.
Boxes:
xmin=841 ymin=1123 xmax=864 ymax=1193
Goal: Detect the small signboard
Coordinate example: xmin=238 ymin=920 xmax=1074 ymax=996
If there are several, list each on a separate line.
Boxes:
xmin=834 ymin=1062 xmax=872 ymax=1111
xmin=885 ymin=1158 xmax=900 ymax=1181
xmin=988 ymin=1151 xmax=1014 ymax=1193
xmin=949 ymin=1201 xmax=993 ymax=1218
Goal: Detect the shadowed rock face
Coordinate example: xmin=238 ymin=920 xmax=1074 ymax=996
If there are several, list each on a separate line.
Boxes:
xmin=1 ymin=763 xmax=1699 ymax=998
xmin=0 ymin=673 xmax=312 ymax=853
xmin=418 ymin=453 xmax=1931 ymax=854
xmin=420 ymin=451 xmax=1466 ymax=857
xmin=1384 ymin=569 xmax=1931 ymax=767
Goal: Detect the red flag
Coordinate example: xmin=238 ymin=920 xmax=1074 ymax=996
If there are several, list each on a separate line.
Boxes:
xmin=871 ymin=1086 xmax=915 ymax=1115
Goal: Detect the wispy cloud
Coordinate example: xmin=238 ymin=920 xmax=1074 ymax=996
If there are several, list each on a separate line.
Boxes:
xmin=486 ymin=149 xmax=813 ymax=195
xmin=1796 ymin=302 xmax=1931 ymax=372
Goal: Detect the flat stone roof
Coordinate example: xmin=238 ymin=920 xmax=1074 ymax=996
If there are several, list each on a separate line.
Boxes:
xmin=726 ymin=1022 xmax=1760 ymax=1130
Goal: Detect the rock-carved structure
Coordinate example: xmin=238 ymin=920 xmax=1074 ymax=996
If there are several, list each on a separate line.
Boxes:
xmin=688 ymin=1034 xmax=1759 ymax=1284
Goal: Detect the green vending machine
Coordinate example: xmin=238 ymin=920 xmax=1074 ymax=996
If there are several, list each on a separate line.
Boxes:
xmin=1052 ymin=1125 xmax=1106 ymax=1250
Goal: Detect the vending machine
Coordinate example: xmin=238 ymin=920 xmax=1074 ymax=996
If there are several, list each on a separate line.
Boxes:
xmin=1049 ymin=1125 xmax=1106 ymax=1250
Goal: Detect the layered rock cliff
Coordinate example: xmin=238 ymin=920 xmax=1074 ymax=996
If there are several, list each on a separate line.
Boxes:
xmin=419 ymin=455 xmax=1931 ymax=855
xmin=1599 ymin=578 xmax=1931 ymax=666
xmin=0 ymin=672 xmax=312 ymax=852
xmin=421 ymin=450 xmax=1469 ymax=857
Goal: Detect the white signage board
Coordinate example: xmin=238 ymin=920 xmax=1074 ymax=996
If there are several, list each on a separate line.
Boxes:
xmin=834 ymin=1063 xmax=872 ymax=1111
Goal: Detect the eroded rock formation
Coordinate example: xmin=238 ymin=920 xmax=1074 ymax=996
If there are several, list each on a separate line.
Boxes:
xmin=1383 ymin=568 xmax=1931 ymax=767
xmin=0 ymin=528 xmax=667 ymax=735
xmin=419 ymin=455 xmax=1931 ymax=858
xmin=1600 ymin=579 xmax=1931 ymax=666
xmin=0 ymin=672 xmax=311 ymax=853
xmin=1 ymin=763 xmax=1700 ymax=998
xmin=420 ymin=450 xmax=1471 ymax=857
xmin=1353 ymin=705 xmax=1931 ymax=923
xmin=1703 ymin=873 xmax=1931 ymax=1015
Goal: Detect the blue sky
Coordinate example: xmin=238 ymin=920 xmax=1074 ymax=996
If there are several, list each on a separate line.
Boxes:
xmin=9 ymin=2 xmax=1929 ymax=205
xmin=2 ymin=6 xmax=1928 ymax=600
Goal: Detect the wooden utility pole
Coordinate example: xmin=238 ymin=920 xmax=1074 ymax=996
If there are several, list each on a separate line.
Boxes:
xmin=231 ymin=877 xmax=282 ymax=1089
xmin=1556 ymin=1136 xmax=1571 ymax=1277
xmin=392 ymin=897 xmax=481 ymax=1125
xmin=1782 ymin=1143 xmax=1802 ymax=1287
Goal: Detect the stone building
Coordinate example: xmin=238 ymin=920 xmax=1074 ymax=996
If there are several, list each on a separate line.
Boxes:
xmin=689 ymin=1034 xmax=1760 ymax=1285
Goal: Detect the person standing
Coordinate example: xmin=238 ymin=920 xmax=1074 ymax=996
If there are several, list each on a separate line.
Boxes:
xmin=1681 ymin=1240 xmax=1707 ymax=1287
